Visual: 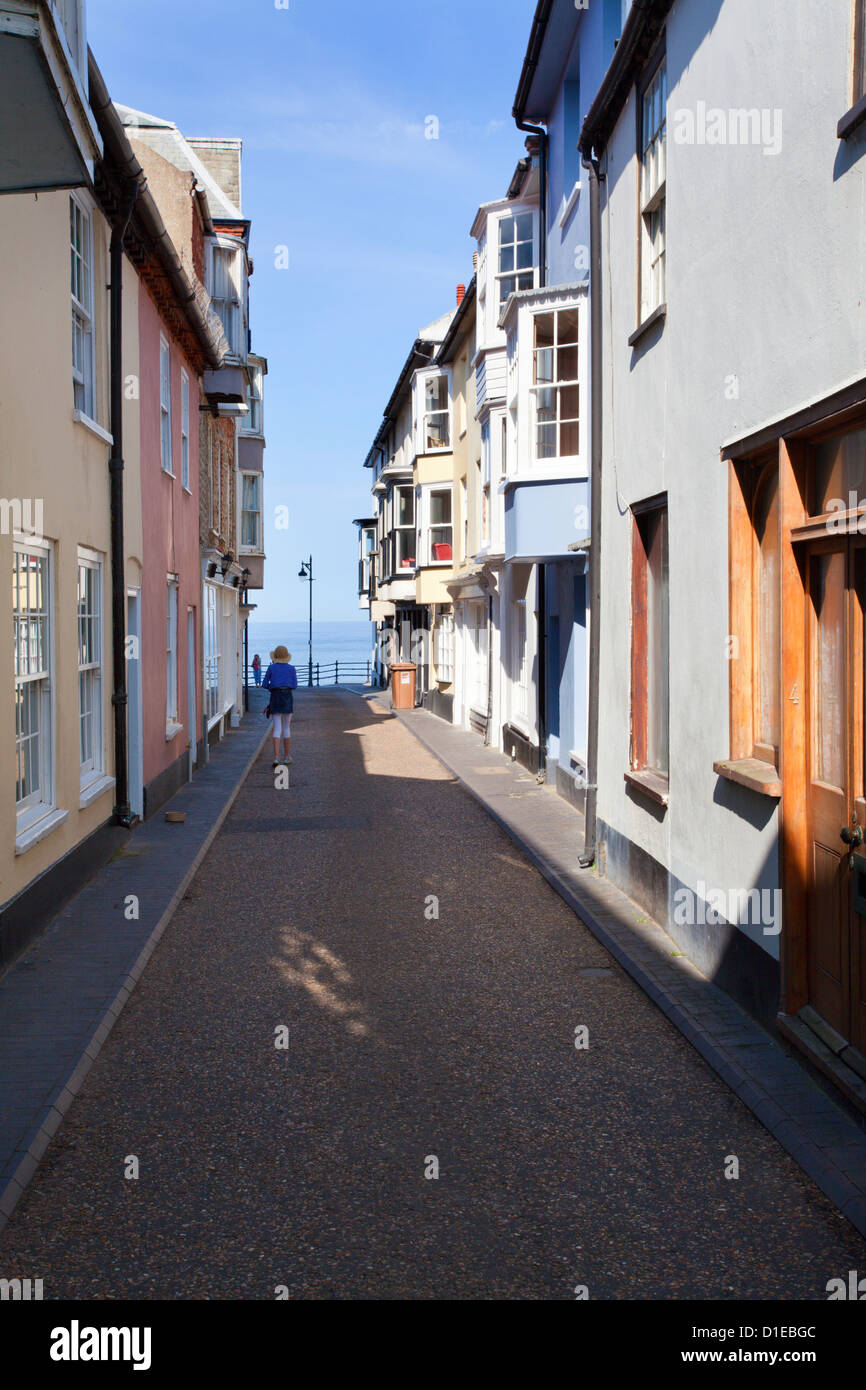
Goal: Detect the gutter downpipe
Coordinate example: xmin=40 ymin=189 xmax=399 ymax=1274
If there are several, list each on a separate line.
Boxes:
xmin=579 ymin=149 xmax=604 ymax=868
xmin=109 ymin=178 xmax=139 ymax=827
xmin=514 ymin=108 xmax=549 ymax=776
xmin=515 ymin=117 xmax=548 ymax=289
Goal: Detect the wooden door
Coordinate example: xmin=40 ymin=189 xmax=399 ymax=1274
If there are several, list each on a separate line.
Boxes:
xmin=806 ymin=537 xmax=866 ymax=1053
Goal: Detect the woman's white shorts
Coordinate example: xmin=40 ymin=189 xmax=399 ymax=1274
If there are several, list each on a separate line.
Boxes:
xmin=272 ymin=713 xmax=293 ymax=738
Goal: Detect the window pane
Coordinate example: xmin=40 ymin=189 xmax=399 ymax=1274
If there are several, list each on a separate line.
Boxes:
xmin=558 ymin=308 xmax=579 ymax=345
xmin=534 ymin=313 xmax=555 ymax=350
xmin=430 ymin=490 xmax=451 ymax=525
xmin=755 ymin=470 xmax=780 ymax=754
xmin=814 ymin=427 xmax=866 ymax=515
xmin=397 ymin=489 xmax=413 ymax=526
xmin=557 ymin=345 xmax=579 ymax=382
xmin=560 ymin=419 xmax=580 ymax=456
xmin=644 ymin=508 xmax=669 ymax=774
xmin=516 ymin=240 xmax=533 ymax=270
xmin=534 ymin=347 xmax=554 ymax=385
xmin=498 ymin=216 xmax=515 ymax=246
xmin=515 ymin=212 xmax=533 ymax=242
xmin=813 ymin=551 xmax=845 ymax=788
xmin=498 ymin=244 xmax=515 ymax=273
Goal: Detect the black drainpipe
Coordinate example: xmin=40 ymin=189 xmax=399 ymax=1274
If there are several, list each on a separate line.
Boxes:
xmin=515 ymin=117 xmax=548 ymax=288
xmin=109 ymin=179 xmax=139 ymax=827
xmin=515 ymin=113 xmax=549 ymax=776
xmin=579 ymin=151 xmax=604 ymax=867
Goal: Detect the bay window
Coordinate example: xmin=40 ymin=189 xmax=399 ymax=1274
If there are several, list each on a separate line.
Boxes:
xmin=243 ymin=362 xmax=263 ymax=435
xmin=204 ymin=584 xmax=221 ymax=724
xmin=428 ymin=487 xmax=453 ymax=564
xmin=393 ymin=485 xmax=415 ymax=570
xmin=241 ymin=473 xmax=263 ymax=550
xmin=532 ymin=309 xmax=580 ymax=459
xmin=498 ymin=211 xmax=534 ymax=303
xmin=211 ymin=242 xmax=245 ymax=357
xmin=422 ymin=373 xmax=451 ymax=451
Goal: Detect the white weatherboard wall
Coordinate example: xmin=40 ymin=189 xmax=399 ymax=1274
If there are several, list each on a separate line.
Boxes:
xmin=596 ymin=0 xmax=866 ymax=974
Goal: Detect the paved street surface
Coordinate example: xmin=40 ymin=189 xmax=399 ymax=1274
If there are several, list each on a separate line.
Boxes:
xmin=1 ymin=690 xmax=864 ymax=1299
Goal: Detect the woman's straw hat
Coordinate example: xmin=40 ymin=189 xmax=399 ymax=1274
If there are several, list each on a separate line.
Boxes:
xmin=271 ymin=645 xmax=291 ymax=662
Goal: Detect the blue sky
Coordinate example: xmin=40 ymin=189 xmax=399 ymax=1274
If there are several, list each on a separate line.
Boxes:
xmin=87 ymin=0 xmax=537 ymax=623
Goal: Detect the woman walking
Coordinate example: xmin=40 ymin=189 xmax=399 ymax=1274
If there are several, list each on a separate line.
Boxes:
xmin=263 ymin=646 xmax=299 ymax=767
xmin=252 ymin=653 xmax=262 ymax=687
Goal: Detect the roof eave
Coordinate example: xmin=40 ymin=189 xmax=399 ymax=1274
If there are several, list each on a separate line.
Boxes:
xmin=578 ymin=0 xmax=673 ymax=158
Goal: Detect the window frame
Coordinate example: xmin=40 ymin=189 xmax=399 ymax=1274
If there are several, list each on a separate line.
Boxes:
xmin=422 ymin=484 xmax=454 ymax=567
xmin=418 ymin=368 xmax=452 ymax=455
xmin=77 ymin=547 xmax=104 ymax=787
xmin=496 ymin=208 xmax=535 ymax=306
xmin=629 ymin=495 xmax=670 ymax=799
xmin=856 ymin=0 xmax=866 ymax=103
xmin=204 ymin=582 xmax=221 ymax=728
xmin=636 ymin=48 xmax=667 ymax=332
xmin=240 ymin=471 xmax=263 ymax=552
xmin=392 ymin=483 xmax=416 ymax=573
xmin=166 ymin=578 xmax=179 ymax=732
xmin=210 ymin=237 xmax=247 ymax=360
xmin=531 ymin=307 xmax=581 ymax=463
xmin=750 ymin=461 xmax=782 ymax=768
xmin=160 ymin=336 xmax=173 ymax=476
xmin=434 ymin=611 xmax=455 ymax=684
xmin=180 ymin=369 xmax=190 ymax=491
xmin=14 ymin=540 xmax=55 ymax=831
xmin=70 ymin=192 xmax=95 ymax=420
xmin=242 ymin=362 xmax=264 ymax=436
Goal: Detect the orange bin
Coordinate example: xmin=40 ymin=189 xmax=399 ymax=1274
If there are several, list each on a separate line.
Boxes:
xmin=390 ymin=662 xmax=417 ymax=710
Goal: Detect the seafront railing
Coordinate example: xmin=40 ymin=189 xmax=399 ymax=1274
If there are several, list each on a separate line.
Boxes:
xmin=245 ymin=660 xmax=372 ymax=688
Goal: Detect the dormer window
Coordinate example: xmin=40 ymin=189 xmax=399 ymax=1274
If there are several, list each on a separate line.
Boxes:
xmin=497 ymin=212 xmax=534 ymax=303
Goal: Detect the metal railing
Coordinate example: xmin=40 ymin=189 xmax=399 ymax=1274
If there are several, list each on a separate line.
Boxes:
xmin=246 ymin=661 xmax=372 ymax=688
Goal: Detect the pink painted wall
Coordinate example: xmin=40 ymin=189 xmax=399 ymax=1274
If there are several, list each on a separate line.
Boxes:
xmin=139 ymin=282 xmax=202 ymax=792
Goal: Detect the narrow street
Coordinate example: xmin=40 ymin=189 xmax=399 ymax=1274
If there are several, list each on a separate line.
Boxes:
xmin=0 ymin=690 xmax=863 ymax=1300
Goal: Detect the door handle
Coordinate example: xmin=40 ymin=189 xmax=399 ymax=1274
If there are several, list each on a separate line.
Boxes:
xmin=841 ymin=824 xmax=864 ymax=847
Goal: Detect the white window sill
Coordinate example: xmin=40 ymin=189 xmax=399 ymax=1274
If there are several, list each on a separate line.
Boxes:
xmin=79 ymin=774 xmax=115 ymax=809
xmin=559 ymin=180 xmax=582 ymax=227
xmin=166 ymin=721 xmax=184 ymax=742
xmin=73 ymin=411 xmax=113 ymax=446
xmin=15 ymin=808 xmax=70 ymax=856
xmin=161 ymin=467 xmax=176 ymax=479
xmin=504 ymin=459 xmax=587 ymax=482
xmin=182 ymin=484 xmax=192 ymax=496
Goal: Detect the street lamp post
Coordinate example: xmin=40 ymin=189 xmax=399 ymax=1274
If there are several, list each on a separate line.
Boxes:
xmin=298 ymin=556 xmax=313 ymax=687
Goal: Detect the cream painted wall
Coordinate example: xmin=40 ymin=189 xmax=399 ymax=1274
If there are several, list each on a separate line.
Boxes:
xmin=0 ymin=189 xmax=140 ymax=910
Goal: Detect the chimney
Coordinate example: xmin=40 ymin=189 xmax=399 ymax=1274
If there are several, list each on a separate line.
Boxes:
xmin=456 ymin=284 xmax=466 ymax=306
